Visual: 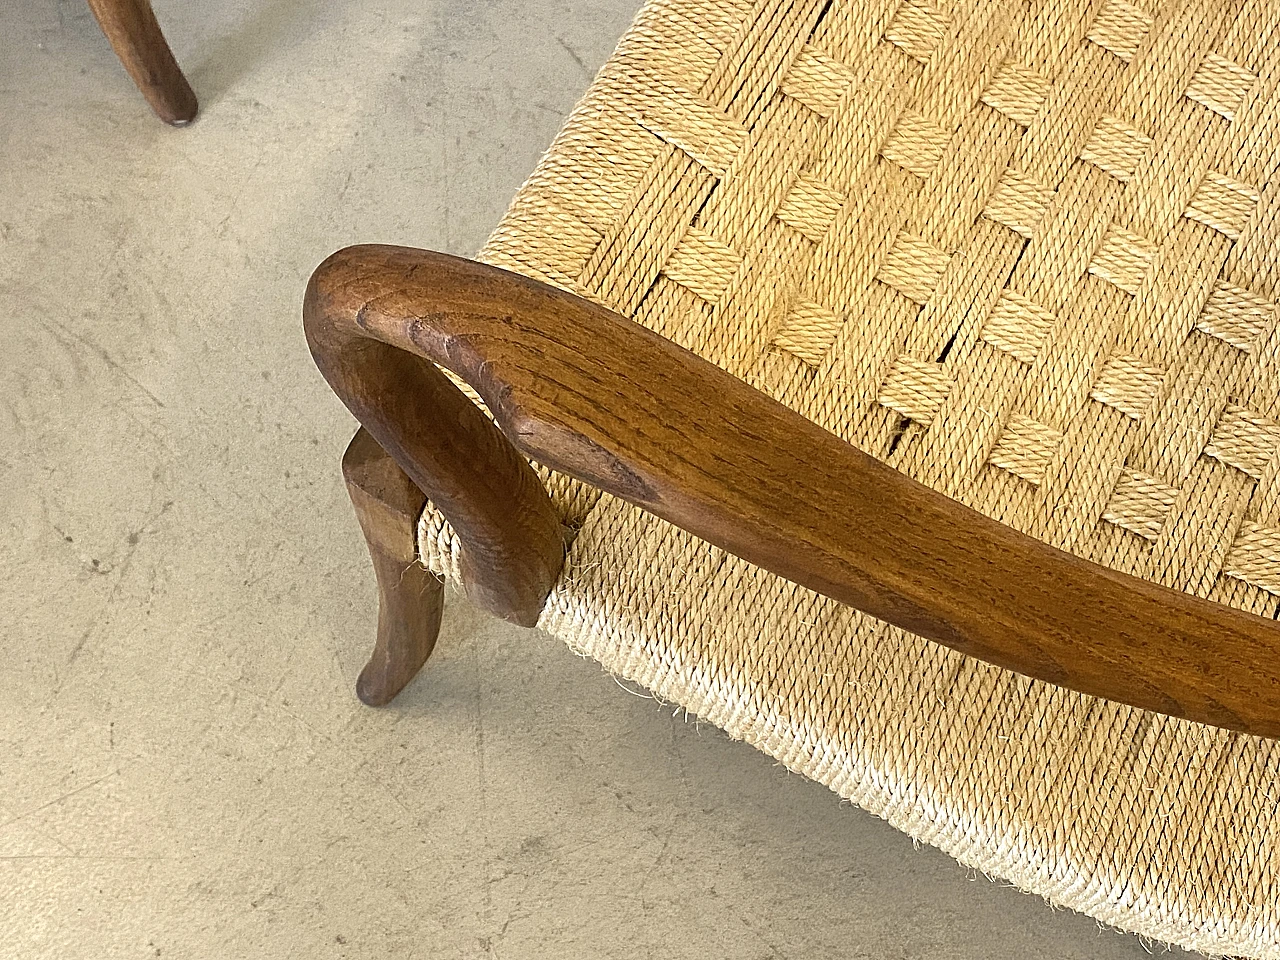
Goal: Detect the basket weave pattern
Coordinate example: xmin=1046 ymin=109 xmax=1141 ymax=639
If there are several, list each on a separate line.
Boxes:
xmin=420 ymin=0 xmax=1280 ymax=953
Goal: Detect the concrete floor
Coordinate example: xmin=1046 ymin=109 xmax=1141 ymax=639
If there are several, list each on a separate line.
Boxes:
xmin=0 ymin=2 xmax=1199 ymax=957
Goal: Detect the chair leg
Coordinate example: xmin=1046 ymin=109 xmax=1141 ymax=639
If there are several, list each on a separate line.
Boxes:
xmin=342 ymin=427 xmax=445 ymax=706
xmin=85 ymin=0 xmax=198 ymax=125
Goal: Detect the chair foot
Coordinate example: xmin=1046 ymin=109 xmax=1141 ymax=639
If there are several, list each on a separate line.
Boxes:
xmin=85 ymin=0 xmax=198 ymax=125
xmin=343 ymin=428 xmax=444 ymax=707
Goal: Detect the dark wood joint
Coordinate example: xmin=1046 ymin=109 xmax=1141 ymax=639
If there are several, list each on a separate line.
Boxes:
xmin=305 ymin=248 xmax=566 ymax=631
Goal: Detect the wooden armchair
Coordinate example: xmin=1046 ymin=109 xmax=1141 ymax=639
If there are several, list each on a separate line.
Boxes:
xmin=306 ymin=1 xmax=1280 ymax=955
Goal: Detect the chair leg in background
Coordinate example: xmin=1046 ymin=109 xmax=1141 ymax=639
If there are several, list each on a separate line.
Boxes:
xmin=85 ymin=0 xmax=198 ymax=125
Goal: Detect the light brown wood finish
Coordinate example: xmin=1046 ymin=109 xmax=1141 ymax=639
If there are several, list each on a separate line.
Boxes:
xmin=305 ymin=243 xmax=1280 ymax=736
xmin=343 ymin=428 xmax=446 ymax=706
xmin=86 ymin=0 xmax=197 ymax=125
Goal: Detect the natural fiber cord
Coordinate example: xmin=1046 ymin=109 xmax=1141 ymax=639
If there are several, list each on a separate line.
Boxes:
xmin=419 ymin=0 xmax=1280 ymax=954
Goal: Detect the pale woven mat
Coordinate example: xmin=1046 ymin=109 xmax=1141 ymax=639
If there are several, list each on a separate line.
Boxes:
xmin=419 ymin=0 xmax=1280 ymax=954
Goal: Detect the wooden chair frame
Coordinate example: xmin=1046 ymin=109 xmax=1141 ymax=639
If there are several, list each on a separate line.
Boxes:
xmin=304 ymin=243 xmax=1280 ymax=737
xmin=86 ymin=0 xmax=197 ymax=125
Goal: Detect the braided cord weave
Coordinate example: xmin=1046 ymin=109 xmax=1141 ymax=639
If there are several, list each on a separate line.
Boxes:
xmin=419 ymin=0 xmax=1280 ymax=952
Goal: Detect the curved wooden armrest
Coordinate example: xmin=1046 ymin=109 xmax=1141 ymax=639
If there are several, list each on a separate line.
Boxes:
xmin=305 ymin=243 xmax=1280 ymax=736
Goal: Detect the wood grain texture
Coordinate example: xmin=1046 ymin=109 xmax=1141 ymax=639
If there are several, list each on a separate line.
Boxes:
xmin=343 ymin=428 xmax=445 ymax=706
xmin=86 ymin=0 xmax=197 ymax=125
xmin=305 ymin=243 xmax=1280 ymax=736
xmin=305 ymin=259 xmax=565 ymax=628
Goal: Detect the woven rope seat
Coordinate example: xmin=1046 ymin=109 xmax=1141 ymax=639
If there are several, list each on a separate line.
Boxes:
xmin=407 ymin=0 xmax=1280 ymax=953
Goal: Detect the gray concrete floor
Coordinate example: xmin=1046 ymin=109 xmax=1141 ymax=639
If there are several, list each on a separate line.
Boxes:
xmin=0 ymin=2 xmax=1197 ymax=957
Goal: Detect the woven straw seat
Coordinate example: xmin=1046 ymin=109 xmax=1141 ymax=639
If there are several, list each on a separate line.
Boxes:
xmin=416 ymin=1 xmax=1280 ymax=954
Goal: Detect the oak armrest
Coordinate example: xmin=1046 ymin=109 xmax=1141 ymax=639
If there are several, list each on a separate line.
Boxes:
xmin=305 ymin=244 xmax=1280 ymax=737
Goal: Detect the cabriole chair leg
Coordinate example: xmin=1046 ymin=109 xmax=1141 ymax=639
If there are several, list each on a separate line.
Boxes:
xmin=304 ymin=247 xmax=566 ymax=709
xmin=85 ymin=0 xmax=198 ymax=125
xmin=342 ymin=427 xmax=444 ymax=706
